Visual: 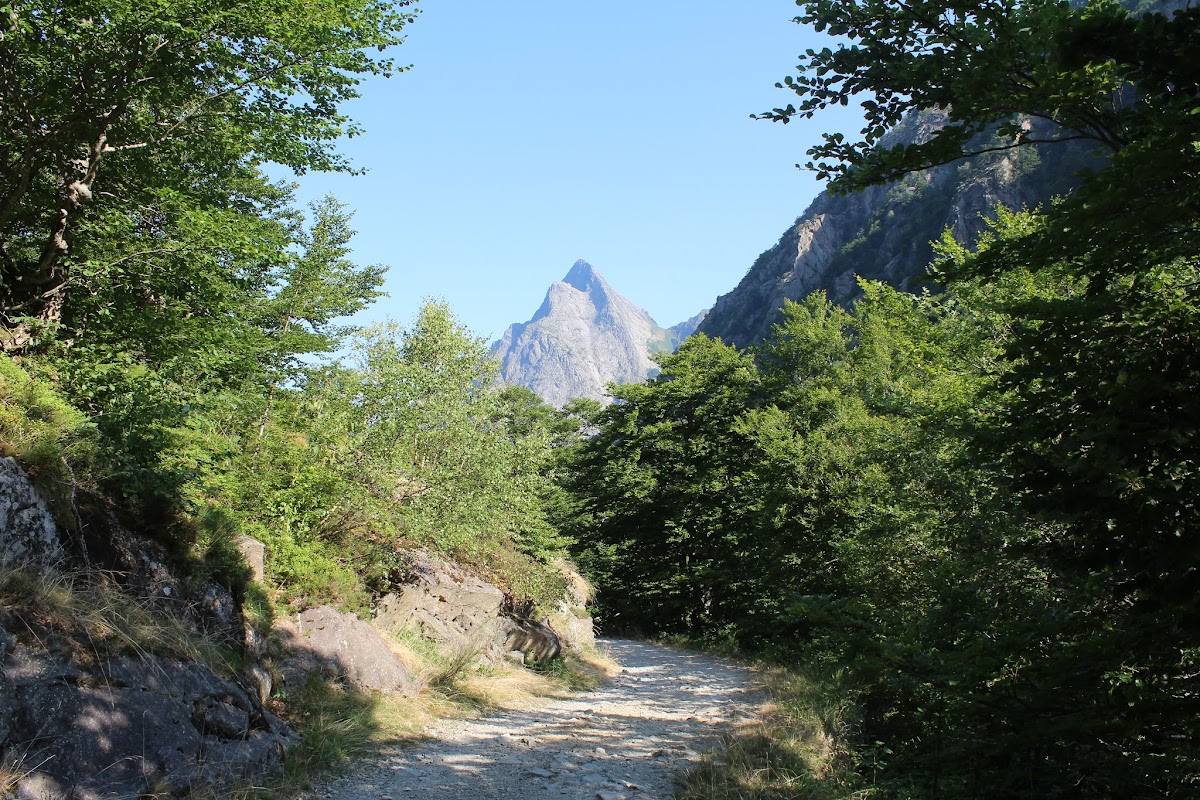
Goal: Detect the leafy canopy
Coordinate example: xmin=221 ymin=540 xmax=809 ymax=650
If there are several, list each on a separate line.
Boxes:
xmin=758 ymin=0 xmax=1200 ymax=190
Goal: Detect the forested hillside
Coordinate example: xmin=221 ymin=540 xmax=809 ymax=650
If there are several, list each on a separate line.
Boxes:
xmin=562 ymin=0 xmax=1200 ymax=796
xmin=0 ymin=0 xmax=588 ymax=608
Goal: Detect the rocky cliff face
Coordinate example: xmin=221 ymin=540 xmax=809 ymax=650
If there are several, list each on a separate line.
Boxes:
xmin=492 ymin=260 xmax=693 ymax=406
xmin=699 ymin=111 xmax=1098 ymax=348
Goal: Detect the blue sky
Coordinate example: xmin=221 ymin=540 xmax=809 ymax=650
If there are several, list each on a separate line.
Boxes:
xmin=281 ymin=0 xmax=863 ymax=342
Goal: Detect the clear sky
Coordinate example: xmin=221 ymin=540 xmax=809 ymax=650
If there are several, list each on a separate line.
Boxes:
xmin=280 ymin=0 xmax=863 ymax=342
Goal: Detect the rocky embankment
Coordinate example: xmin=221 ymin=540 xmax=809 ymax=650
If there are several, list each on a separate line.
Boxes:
xmin=307 ymin=639 xmax=758 ymax=800
xmin=0 ymin=457 xmax=595 ymax=799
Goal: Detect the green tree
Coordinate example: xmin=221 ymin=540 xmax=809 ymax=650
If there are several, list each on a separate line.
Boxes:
xmin=567 ymin=335 xmax=760 ymax=637
xmin=761 ymin=0 xmax=1200 ymax=793
xmin=256 ymin=195 xmax=386 ymax=435
xmin=0 ymin=0 xmax=415 ymax=346
xmin=760 ymin=0 xmax=1198 ymax=189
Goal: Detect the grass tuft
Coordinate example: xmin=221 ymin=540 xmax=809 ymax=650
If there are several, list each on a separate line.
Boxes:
xmin=0 ymin=567 xmax=236 ymax=674
xmin=678 ymin=666 xmax=869 ymax=800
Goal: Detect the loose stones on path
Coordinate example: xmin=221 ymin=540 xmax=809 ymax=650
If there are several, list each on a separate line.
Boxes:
xmin=310 ymin=639 xmax=758 ymax=800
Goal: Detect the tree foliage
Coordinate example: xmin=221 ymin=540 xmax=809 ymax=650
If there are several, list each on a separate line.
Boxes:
xmin=0 ymin=0 xmax=414 ymax=345
xmin=565 ymin=1 xmax=1200 ymax=796
xmin=759 ymin=0 xmax=1200 ymax=190
xmin=0 ymin=0 xmax=579 ymax=618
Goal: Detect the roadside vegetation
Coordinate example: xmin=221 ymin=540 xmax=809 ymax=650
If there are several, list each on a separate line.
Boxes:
xmin=561 ymin=1 xmax=1200 ymax=797
xmin=0 ymin=3 xmax=607 ymax=795
xmin=0 ymin=0 xmax=591 ymax=612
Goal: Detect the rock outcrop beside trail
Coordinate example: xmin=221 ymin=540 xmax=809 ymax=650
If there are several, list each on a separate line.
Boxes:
xmin=0 ymin=460 xmax=298 ymax=800
xmin=0 ymin=459 xmax=597 ymax=799
xmin=0 ymin=457 xmax=64 ymax=573
xmin=1 ymin=641 xmax=297 ymax=800
xmin=277 ymin=605 xmax=416 ymax=694
xmin=373 ymin=550 xmax=583 ymax=665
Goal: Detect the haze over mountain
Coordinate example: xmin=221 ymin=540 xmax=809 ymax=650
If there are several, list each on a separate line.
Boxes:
xmin=491 ymin=260 xmax=705 ymax=406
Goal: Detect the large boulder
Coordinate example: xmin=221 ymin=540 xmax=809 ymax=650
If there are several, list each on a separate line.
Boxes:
xmin=0 ymin=457 xmax=64 ymax=573
xmin=276 ymin=605 xmax=414 ymax=694
xmin=373 ymin=551 xmax=581 ymax=664
xmin=373 ymin=551 xmax=506 ymax=650
xmin=550 ymin=561 xmax=597 ymax=651
xmin=0 ymin=639 xmax=296 ymax=800
xmin=496 ymin=614 xmax=561 ymax=662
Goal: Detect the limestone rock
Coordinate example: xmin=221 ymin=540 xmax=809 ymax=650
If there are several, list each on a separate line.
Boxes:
xmin=236 ymin=535 xmax=266 ymax=582
xmin=699 ymin=111 xmax=1099 ymax=348
xmin=0 ymin=456 xmax=64 ymax=573
xmin=492 ymin=260 xmax=704 ymax=407
xmin=373 ymin=551 xmax=582 ymax=664
xmin=552 ymin=605 xmax=597 ymax=651
xmin=374 ymin=551 xmax=505 ymax=652
xmin=497 ymin=614 xmax=561 ymax=662
xmin=277 ymin=605 xmax=414 ymax=694
xmin=548 ymin=561 xmax=597 ymax=651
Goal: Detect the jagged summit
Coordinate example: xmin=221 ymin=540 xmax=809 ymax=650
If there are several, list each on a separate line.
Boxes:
xmin=561 ymin=259 xmax=606 ymax=293
xmin=492 ymin=261 xmax=699 ymax=407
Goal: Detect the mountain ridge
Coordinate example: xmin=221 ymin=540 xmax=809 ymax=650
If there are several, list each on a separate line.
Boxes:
xmin=698 ymin=110 xmax=1098 ymax=348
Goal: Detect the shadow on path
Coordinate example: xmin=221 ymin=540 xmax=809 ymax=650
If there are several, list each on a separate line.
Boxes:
xmin=311 ymin=638 xmax=758 ymax=800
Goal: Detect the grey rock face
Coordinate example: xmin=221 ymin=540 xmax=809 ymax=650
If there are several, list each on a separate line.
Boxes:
xmin=0 ymin=642 xmax=296 ymax=800
xmin=374 ymin=551 xmax=505 ymax=649
xmin=277 ymin=605 xmax=415 ymax=694
xmin=0 ymin=456 xmax=64 ymax=573
xmin=372 ymin=550 xmax=579 ymax=664
xmin=668 ymin=308 xmax=708 ymax=348
xmin=699 ymin=111 xmax=1098 ymax=348
xmin=492 ymin=260 xmax=695 ymax=407
xmin=499 ymin=615 xmax=561 ymax=662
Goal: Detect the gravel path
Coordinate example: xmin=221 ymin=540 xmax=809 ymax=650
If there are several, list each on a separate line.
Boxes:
xmin=308 ymin=638 xmax=758 ymax=800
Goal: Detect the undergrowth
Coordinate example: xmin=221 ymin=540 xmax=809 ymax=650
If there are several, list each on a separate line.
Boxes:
xmin=679 ymin=666 xmax=868 ymax=800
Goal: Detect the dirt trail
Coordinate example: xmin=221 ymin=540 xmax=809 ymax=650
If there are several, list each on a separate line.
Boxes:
xmin=309 ymin=638 xmax=758 ymax=800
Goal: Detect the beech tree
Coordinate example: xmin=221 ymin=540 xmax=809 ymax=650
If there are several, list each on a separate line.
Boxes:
xmin=0 ymin=0 xmax=415 ymax=346
xmin=758 ymin=0 xmax=1200 ymax=793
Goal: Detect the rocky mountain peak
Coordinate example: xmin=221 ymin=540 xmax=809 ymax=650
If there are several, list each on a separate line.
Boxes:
xmin=562 ymin=259 xmax=607 ymax=293
xmin=492 ymin=261 xmax=702 ymax=407
xmin=698 ymin=111 xmax=1097 ymax=348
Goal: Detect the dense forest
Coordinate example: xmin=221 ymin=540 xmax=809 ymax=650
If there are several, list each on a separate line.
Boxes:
xmin=562 ymin=0 xmax=1200 ymax=797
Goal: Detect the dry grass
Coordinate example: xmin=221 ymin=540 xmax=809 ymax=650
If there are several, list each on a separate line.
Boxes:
xmin=273 ymin=635 xmax=619 ymax=796
xmin=678 ymin=666 xmax=869 ymax=800
xmin=455 ymin=646 xmax=617 ymax=708
xmin=0 ymin=567 xmax=235 ymax=674
xmin=0 ymin=742 xmax=51 ymax=800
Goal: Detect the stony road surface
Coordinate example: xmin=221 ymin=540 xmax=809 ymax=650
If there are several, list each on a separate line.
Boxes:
xmin=308 ymin=638 xmax=758 ymax=800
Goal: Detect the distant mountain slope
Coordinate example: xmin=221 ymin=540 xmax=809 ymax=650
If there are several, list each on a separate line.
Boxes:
xmin=668 ymin=308 xmax=708 ymax=348
xmin=492 ymin=260 xmax=697 ymax=406
xmin=699 ymin=111 xmax=1097 ymax=348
